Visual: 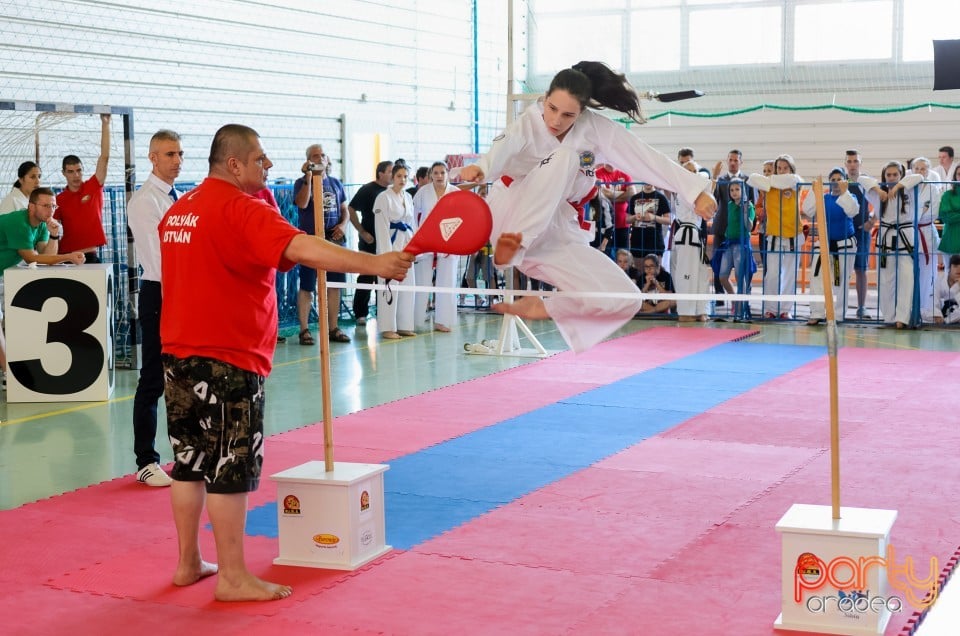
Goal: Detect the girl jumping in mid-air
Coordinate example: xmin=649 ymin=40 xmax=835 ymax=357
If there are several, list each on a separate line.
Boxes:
xmin=457 ymin=61 xmax=717 ymax=352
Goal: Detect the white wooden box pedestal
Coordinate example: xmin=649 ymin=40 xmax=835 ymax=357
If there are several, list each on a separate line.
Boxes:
xmin=775 ymin=504 xmax=898 ymax=635
xmin=271 ymin=461 xmax=391 ymax=570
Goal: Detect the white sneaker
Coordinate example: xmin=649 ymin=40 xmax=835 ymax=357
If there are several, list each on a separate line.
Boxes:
xmin=136 ymin=463 xmax=173 ymax=487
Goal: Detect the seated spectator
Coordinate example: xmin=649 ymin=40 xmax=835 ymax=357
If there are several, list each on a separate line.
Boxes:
xmin=615 ymin=248 xmax=641 ymax=286
xmin=638 ymin=254 xmax=676 ymax=314
xmin=934 ymin=253 xmax=960 ymax=325
xmin=0 ymin=161 xmax=42 ymax=213
xmin=0 ymin=187 xmax=87 ymax=381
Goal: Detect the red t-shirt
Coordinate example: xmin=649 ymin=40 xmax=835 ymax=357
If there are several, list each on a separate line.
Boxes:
xmin=595 ymin=166 xmax=632 ymax=229
xmin=56 ymin=176 xmax=106 ymax=253
xmin=159 ymin=177 xmax=302 ymax=376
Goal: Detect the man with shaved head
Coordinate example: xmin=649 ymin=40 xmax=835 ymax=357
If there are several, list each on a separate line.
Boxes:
xmin=159 ymin=124 xmax=413 ymax=602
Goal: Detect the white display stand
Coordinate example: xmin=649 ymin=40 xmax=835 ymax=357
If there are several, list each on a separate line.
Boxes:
xmin=271 ymin=461 xmax=391 ymax=570
xmin=4 ymin=263 xmax=114 ymax=402
xmin=775 ymin=504 xmax=898 ymax=635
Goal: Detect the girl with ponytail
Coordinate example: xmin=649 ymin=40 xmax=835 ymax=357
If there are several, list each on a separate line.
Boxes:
xmin=876 ymin=160 xmax=923 ymax=327
xmin=457 ymin=61 xmax=717 ymax=352
xmin=0 ymin=161 xmax=42 ymax=213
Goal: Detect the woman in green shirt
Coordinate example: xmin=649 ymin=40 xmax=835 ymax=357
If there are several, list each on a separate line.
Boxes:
xmin=938 ymin=164 xmax=960 ymax=257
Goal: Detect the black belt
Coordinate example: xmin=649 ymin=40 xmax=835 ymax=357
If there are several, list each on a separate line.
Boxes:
xmin=673 ymin=223 xmax=702 ymax=247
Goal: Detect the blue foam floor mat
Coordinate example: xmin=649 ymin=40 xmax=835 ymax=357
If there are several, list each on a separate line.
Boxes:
xmin=247 ymin=343 xmax=825 ymax=548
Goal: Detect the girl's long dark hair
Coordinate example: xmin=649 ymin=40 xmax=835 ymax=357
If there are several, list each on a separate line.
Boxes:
xmin=14 ymin=160 xmax=38 ymax=188
xmin=548 ymin=61 xmax=645 ymax=124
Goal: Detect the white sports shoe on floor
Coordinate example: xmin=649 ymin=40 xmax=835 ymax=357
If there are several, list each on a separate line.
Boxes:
xmin=136 ymin=463 xmax=173 ymax=487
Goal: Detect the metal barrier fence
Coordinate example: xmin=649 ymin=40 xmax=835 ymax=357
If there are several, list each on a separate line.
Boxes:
xmin=589 ymin=177 xmax=958 ymax=326
xmin=87 ymin=176 xmax=960 ymax=367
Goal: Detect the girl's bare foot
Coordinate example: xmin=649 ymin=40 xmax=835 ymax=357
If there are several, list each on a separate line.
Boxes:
xmin=215 ymin=572 xmax=293 ymax=602
xmin=173 ymin=560 xmax=219 ymax=586
xmin=494 ymin=232 xmax=523 ymax=266
xmin=492 ymin=295 xmax=550 ymax=320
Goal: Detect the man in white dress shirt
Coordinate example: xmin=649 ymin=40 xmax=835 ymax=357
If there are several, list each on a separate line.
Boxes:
xmin=126 ymin=129 xmax=183 ymax=487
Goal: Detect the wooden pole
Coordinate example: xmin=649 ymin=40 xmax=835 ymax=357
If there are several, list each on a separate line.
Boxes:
xmin=812 ymin=178 xmax=841 ymax=519
xmin=312 ymin=173 xmax=335 ymax=472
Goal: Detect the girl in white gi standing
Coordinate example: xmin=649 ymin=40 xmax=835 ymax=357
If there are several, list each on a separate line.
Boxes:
xmin=801 ymin=168 xmax=860 ymax=324
xmin=876 ymin=161 xmax=923 ymax=328
xmin=457 ymin=61 xmax=717 ymax=352
xmin=374 ymin=164 xmax=417 ymax=339
xmin=413 ymin=161 xmax=461 ymax=332
xmin=909 ymin=157 xmax=943 ymax=322
xmin=671 ymin=160 xmax=711 ymax=322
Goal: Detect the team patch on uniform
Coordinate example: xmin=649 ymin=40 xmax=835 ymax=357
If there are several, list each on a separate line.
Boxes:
xmin=579 ymin=151 xmax=596 ymax=169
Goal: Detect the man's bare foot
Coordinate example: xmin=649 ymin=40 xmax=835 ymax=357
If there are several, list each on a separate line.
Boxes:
xmin=492 ymin=295 xmax=550 ymax=320
xmin=215 ymin=572 xmax=293 ymax=602
xmin=173 ymin=560 xmax=219 ymax=586
xmin=494 ymin=232 xmax=523 ymax=266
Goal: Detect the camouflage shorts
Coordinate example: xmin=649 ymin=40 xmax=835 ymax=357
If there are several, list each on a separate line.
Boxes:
xmin=162 ymin=354 xmax=266 ymax=494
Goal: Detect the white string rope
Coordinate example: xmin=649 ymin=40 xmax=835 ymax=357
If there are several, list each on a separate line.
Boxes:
xmin=325 ymin=281 xmax=824 ymax=304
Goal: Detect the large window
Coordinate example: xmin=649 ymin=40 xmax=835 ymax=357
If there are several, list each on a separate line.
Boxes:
xmin=688 ymin=6 xmax=782 ymax=66
xmin=629 ymin=9 xmax=681 ymax=71
xmin=530 ymin=0 xmax=944 ymax=76
xmin=532 ymin=14 xmax=623 ymax=73
xmin=902 ymin=0 xmax=960 ymax=62
xmin=794 ymin=1 xmax=892 ymax=62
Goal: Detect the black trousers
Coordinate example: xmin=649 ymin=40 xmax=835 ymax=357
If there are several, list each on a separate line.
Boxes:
xmin=132 ymin=281 xmax=163 ymax=469
xmin=352 ymin=239 xmax=376 ymax=319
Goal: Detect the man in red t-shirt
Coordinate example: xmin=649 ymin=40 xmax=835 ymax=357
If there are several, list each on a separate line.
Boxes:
xmin=55 ymin=113 xmax=110 ymax=263
xmin=159 ymin=124 xmax=412 ymax=603
xmin=595 ymin=163 xmax=635 ymax=257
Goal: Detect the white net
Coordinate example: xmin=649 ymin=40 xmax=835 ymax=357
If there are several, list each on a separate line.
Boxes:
xmin=0 ymin=108 xmax=128 ymax=192
xmin=0 ymin=104 xmax=137 ymax=367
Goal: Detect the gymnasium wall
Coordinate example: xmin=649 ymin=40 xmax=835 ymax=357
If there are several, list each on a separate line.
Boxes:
xmin=523 ymin=0 xmax=960 ymax=182
xmin=3 ymin=1 xmax=959 ymax=189
xmin=0 ymin=0 xmax=513 ymax=187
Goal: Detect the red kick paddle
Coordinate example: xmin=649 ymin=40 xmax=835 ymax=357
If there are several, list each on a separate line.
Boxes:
xmin=403 ymin=190 xmax=492 ymax=256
